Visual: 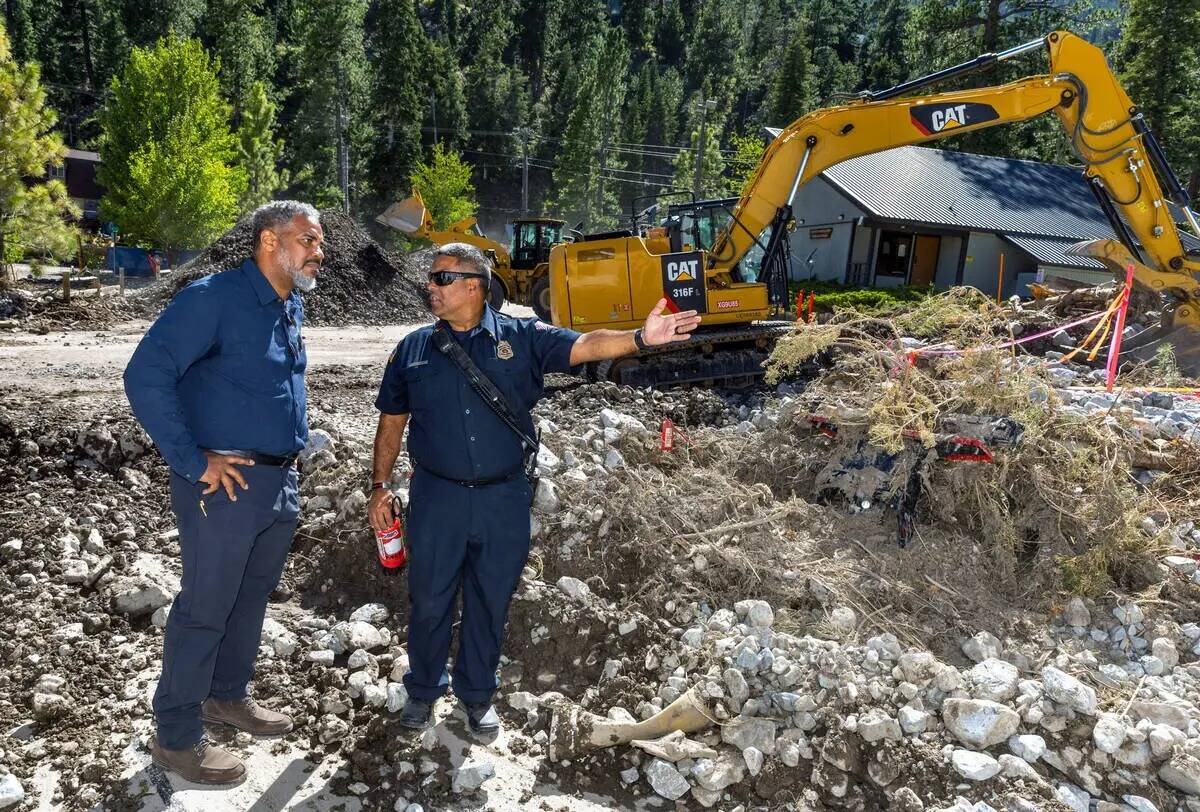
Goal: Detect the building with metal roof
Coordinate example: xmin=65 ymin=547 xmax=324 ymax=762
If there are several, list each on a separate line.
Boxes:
xmin=779 ymin=142 xmax=1200 ymax=297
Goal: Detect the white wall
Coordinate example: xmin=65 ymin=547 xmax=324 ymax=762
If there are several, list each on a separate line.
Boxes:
xmin=789 ymin=179 xmax=869 ymax=283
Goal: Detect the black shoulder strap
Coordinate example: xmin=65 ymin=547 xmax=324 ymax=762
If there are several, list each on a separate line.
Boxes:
xmin=430 ymin=326 xmax=540 ymax=454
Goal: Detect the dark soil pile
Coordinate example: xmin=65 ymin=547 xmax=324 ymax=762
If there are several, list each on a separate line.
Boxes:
xmin=140 ymin=209 xmax=430 ymax=326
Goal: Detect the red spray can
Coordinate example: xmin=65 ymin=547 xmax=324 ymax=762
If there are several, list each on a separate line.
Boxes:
xmin=375 ymin=496 xmax=407 ymax=574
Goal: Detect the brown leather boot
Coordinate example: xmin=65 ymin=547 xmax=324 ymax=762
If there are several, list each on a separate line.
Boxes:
xmin=150 ymin=736 xmax=246 ymax=785
xmin=201 ymin=695 xmax=294 ymax=736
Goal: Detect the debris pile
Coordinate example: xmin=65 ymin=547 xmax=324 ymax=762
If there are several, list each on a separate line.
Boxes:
xmin=141 ymin=209 xmax=430 ymax=325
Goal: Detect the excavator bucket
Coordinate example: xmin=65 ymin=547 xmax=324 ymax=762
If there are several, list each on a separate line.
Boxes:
xmin=375 ymin=191 xmax=431 ymax=236
xmin=1065 ymin=239 xmax=1200 ymax=378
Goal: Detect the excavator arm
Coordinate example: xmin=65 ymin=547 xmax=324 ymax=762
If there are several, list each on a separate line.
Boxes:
xmin=712 ymin=31 xmax=1200 ymax=368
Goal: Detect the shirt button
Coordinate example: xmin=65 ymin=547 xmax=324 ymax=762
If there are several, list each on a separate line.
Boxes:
xmin=470 ymin=436 xmax=476 ymax=442
xmin=465 ymin=409 xmax=470 ymax=415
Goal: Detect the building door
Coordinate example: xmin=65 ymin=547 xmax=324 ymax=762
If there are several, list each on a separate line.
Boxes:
xmin=910 ymin=235 xmax=941 ymax=286
xmin=874 ymin=231 xmax=912 ymax=282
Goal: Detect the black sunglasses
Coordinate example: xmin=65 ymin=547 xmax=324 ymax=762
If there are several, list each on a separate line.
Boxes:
xmin=428 ymin=271 xmax=485 ymax=286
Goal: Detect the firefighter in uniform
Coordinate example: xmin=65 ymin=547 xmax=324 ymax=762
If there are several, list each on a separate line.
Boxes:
xmin=367 ymin=242 xmax=700 ymax=732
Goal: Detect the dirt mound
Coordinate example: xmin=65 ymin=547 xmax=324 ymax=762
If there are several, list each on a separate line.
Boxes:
xmin=139 ymin=209 xmax=429 ymax=326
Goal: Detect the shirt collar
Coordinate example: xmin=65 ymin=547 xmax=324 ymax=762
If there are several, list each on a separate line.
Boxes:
xmin=240 ymin=258 xmax=284 ymax=307
xmin=436 ymin=305 xmax=501 ymax=340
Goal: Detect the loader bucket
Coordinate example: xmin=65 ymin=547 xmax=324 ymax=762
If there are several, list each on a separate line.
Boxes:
xmin=375 ymin=194 xmax=429 ymax=235
xmin=547 ymin=687 xmax=713 ymax=762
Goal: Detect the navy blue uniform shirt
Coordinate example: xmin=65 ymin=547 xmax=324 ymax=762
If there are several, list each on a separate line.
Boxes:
xmin=123 ymin=258 xmax=308 ymax=483
xmin=376 ymin=306 xmax=580 ymax=482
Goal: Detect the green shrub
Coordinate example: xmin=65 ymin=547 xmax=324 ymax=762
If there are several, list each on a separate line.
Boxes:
xmin=789 ymin=280 xmax=936 ymax=316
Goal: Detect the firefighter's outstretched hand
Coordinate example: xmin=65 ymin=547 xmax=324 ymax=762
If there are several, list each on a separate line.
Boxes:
xmin=642 ymin=298 xmax=701 ymax=346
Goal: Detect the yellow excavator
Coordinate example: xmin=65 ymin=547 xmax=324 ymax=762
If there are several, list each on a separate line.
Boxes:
xmin=548 ymin=30 xmax=1200 ymax=387
xmin=376 ymin=190 xmax=566 ymax=319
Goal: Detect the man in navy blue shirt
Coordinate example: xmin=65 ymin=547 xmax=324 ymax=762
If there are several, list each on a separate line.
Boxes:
xmin=368 ymin=243 xmax=700 ymax=733
xmin=124 ymin=200 xmax=323 ymax=784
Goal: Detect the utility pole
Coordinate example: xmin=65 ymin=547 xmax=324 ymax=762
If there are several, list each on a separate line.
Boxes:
xmin=692 ymin=98 xmax=717 ymax=201
xmin=519 ymin=128 xmax=531 ymax=216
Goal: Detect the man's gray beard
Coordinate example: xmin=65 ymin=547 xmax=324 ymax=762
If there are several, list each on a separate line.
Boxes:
xmin=285 ymin=261 xmax=317 ymax=292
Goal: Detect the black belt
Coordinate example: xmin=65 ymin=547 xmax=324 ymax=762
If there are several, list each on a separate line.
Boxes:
xmin=416 ymin=465 xmax=521 ymax=488
xmin=214 ymin=450 xmax=298 ymax=467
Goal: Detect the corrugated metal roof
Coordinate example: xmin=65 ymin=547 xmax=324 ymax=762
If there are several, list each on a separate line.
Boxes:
xmin=1001 ymin=235 xmax=1106 ymax=270
xmin=821 ymin=145 xmax=1112 ymax=239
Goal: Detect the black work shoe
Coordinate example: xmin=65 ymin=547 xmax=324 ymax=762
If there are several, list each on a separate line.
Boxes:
xmin=460 ymin=701 xmax=500 ymax=734
xmin=398 ymin=698 xmax=433 ymax=729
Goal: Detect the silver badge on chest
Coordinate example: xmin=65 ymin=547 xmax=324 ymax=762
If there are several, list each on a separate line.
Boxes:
xmin=496 ymin=340 xmax=514 ymax=360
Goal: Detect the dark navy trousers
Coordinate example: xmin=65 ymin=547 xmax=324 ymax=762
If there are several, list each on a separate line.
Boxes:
xmin=154 ymin=464 xmax=299 ymax=749
xmin=403 ymin=469 xmax=532 ymax=705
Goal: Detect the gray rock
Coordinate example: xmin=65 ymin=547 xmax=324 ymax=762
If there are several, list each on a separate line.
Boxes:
xmin=307 ymin=650 xmax=335 ymax=665
xmin=898 ymin=707 xmax=929 ymax=734
xmin=858 ymin=709 xmax=902 ymax=742
xmin=997 ymin=754 xmax=1040 ymax=781
xmin=962 ymin=631 xmax=1002 ymax=663
xmin=721 ymin=717 xmax=776 ymax=755
xmin=1129 ymin=700 xmax=1191 ymax=730
xmin=331 ymin=620 xmax=386 ymax=652
xmin=1055 ymin=783 xmax=1089 ymax=812
xmin=1113 ymin=603 xmax=1144 ymax=625
xmin=966 ymin=658 xmax=1019 ymax=702
xmin=533 ymin=479 xmax=561 ymax=514
xmin=1041 ymin=666 xmax=1097 ymax=715
xmin=619 ymin=767 xmax=638 ymax=784
xmin=386 ymin=682 xmax=409 ymax=713
xmin=1122 ymin=795 xmax=1159 ymax=812
xmin=743 ymin=746 xmax=764 ymax=776
xmin=349 ymin=603 xmax=389 ymax=624
xmin=62 ymin=559 xmax=89 ymax=584
xmin=556 ymin=576 xmax=591 ymax=602
xmin=110 ymin=580 xmax=172 ymax=616
xmin=942 ymin=698 xmax=1021 ymax=749
xmin=1063 ymin=598 xmax=1090 ymax=628
xmin=0 ymin=773 xmax=24 ymax=810
xmin=1091 ymin=713 xmax=1126 ymax=753
xmin=951 ymin=750 xmax=999 ymax=781
xmin=1159 ymin=745 xmax=1200 ymax=795
xmin=644 ymin=758 xmax=690 ymax=800
xmin=452 ymin=761 xmax=495 ymax=794
xmin=1152 ymin=637 xmax=1179 ymax=670
xmin=1009 ymin=733 xmax=1046 ymax=762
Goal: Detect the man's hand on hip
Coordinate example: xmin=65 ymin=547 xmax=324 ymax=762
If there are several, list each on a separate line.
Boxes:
xmin=199 ymin=452 xmax=254 ymax=500
xmin=368 ymin=489 xmax=399 ymax=533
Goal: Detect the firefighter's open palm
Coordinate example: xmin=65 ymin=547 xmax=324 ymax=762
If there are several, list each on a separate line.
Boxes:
xmin=642 ymin=298 xmax=702 ymax=346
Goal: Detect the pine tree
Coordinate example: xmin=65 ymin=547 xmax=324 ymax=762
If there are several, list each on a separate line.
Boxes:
xmin=423 ymin=40 xmax=469 ymax=147
xmin=97 ymin=37 xmax=244 ymax=261
xmin=1114 ymin=0 xmax=1200 ymax=196
xmin=860 ymin=0 xmax=910 ymax=91
xmin=236 ymin=81 xmax=287 ymax=212
xmin=654 ymin=0 xmax=686 ymax=69
xmin=202 ymin=0 xmax=276 ymax=122
xmin=121 ymin=0 xmax=205 ymax=43
xmin=767 ymin=14 xmax=816 ymax=125
xmin=685 ymin=0 xmax=742 ymax=97
xmin=808 ymin=0 xmax=859 ymax=105
xmin=370 ymin=0 xmax=428 ymax=205
xmin=288 ymin=0 xmax=372 ymax=212
xmin=0 ymin=24 xmax=77 ymax=273
xmin=550 ymin=27 xmax=630 ymax=229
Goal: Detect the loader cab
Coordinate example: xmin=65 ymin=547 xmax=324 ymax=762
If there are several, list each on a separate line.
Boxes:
xmin=510 ymin=219 xmax=567 ymax=270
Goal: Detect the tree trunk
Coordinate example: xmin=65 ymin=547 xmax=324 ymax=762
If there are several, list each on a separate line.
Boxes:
xmin=78 ymin=0 xmax=96 ymax=90
xmin=0 ymin=228 xmax=8 ymax=284
xmin=982 ymin=0 xmax=1002 ymax=54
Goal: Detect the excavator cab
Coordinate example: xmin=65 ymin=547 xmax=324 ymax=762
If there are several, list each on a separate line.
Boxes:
xmin=510 ymin=219 xmax=566 ymax=270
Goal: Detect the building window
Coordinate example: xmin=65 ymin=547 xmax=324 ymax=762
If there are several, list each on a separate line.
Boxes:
xmin=48 ymin=164 xmax=66 ymax=180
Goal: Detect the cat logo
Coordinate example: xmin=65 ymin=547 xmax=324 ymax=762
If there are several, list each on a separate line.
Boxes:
xmin=664 ymin=257 xmax=699 ymax=282
xmin=910 ymin=102 xmax=999 ymax=136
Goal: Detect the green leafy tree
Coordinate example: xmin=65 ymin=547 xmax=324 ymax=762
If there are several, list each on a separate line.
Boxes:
xmin=0 ymin=24 xmax=77 ymax=273
xmin=410 ymin=142 xmax=477 ymax=229
xmin=1114 ymin=0 xmax=1200 ymax=197
xmin=288 ymin=0 xmax=373 ymax=212
xmin=236 ymin=81 xmax=287 ymax=212
xmin=767 ymin=14 xmax=816 ymax=125
xmin=728 ymin=132 xmax=765 ymax=195
xmin=98 ymin=37 xmax=244 ymax=262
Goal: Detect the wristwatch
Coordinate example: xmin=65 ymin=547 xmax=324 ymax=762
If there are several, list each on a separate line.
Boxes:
xmin=369 ymin=480 xmax=391 ymax=493
xmin=633 ymin=328 xmax=648 ymax=351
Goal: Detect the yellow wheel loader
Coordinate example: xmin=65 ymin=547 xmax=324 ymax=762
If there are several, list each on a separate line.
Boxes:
xmin=547 ymin=30 xmax=1200 ymax=387
xmin=376 ymin=191 xmax=566 ymax=320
